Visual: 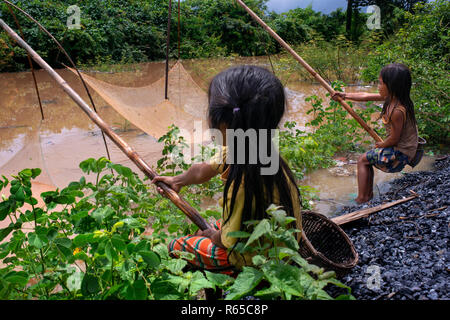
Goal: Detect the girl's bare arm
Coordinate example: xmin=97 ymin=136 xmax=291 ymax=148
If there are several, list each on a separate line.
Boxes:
xmin=196 ymin=228 xmax=226 ymax=248
xmin=333 ymin=92 xmax=385 ymax=102
xmin=375 ymin=109 xmax=404 ymax=148
xmin=152 ymin=162 xmax=218 ymax=193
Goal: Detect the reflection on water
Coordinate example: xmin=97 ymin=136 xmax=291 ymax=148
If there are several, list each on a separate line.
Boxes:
xmin=0 ymin=57 xmax=429 ymax=218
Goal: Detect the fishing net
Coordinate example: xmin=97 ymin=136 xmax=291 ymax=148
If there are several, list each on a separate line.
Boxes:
xmin=0 ymin=123 xmax=54 ymax=187
xmin=0 ymin=59 xmax=320 ymax=195
xmin=69 ymin=61 xmax=210 ymax=141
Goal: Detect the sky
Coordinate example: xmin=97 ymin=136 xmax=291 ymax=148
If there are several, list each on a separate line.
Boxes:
xmin=266 ymin=0 xmax=349 ymax=14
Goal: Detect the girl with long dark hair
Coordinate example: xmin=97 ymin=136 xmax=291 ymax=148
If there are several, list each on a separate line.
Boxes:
xmin=152 ymin=65 xmax=302 ymax=273
xmin=333 ymin=63 xmax=419 ymax=204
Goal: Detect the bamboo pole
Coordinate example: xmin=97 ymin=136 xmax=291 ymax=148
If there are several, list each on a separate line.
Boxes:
xmin=0 ymin=18 xmax=211 ymax=231
xmin=165 ymin=0 xmax=173 ymax=100
xmin=6 ymin=4 xmax=44 ymax=121
xmin=235 ymin=0 xmax=383 ymax=143
xmin=331 ymin=193 xmax=418 ymax=226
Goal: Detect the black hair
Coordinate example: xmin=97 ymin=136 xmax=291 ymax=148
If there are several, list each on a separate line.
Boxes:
xmin=380 ymin=63 xmax=417 ymax=126
xmin=208 ymin=65 xmax=302 ymax=234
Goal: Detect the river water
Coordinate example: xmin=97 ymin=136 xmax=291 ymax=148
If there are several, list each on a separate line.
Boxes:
xmin=0 ymin=57 xmax=434 ymax=218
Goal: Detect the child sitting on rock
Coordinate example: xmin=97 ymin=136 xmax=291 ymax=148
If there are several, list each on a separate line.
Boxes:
xmin=332 ymin=63 xmax=419 ymax=204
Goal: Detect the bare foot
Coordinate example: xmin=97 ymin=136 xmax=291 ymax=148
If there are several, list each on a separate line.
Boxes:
xmin=355 ymin=195 xmax=373 ymax=204
xmin=355 ymin=192 xmax=373 ymax=204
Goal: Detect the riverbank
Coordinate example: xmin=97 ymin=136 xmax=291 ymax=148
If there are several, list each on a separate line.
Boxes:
xmin=329 ymin=156 xmax=449 ymax=300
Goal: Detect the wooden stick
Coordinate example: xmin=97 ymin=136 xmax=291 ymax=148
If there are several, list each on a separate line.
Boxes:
xmin=165 ymin=0 xmax=173 ymax=100
xmin=6 ymin=3 xmax=44 ymax=121
xmin=331 ymin=194 xmax=418 ymax=226
xmin=235 ymin=0 xmax=383 ymax=143
xmin=0 ymin=18 xmax=211 ymax=231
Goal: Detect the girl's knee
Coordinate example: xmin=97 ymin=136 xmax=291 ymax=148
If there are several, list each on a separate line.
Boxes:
xmin=358 ymin=153 xmax=368 ymax=164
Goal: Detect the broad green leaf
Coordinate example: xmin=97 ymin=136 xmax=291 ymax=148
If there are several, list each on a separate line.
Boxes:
xmin=204 ymin=270 xmax=235 ymax=288
xmin=121 ymin=217 xmax=145 ymax=229
xmin=18 ymin=169 xmax=32 ymax=179
xmin=57 ymin=244 xmax=73 ymax=258
xmin=168 ymin=223 xmax=179 ymax=233
xmin=91 ymin=206 xmax=114 ymax=224
xmin=268 ymin=247 xmax=298 ymax=261
xmin=318 ymin=271 xmax=336 ymax=280
xmin=226 ymin=231 xmax=251 ymax=239
xmin=24 ymin=197 xmax=38 ymax=206
xmin=15 ymin=186 xmax=25 ymax=201
xmin=165 ymin=259 xmax=187 ymax=275
xmin=73 ymin=251 xmax=89 ymax=261
xmin=102 ymin=283 xmax=124 ymax=300
xmin=111 ymin=234 xmax=126 ymax=251
xmin=262 ymin=262 xmax=306 ymax=298
xmin=28 ymin=232 xmax=47 ymax=249
xmin=252 ymin=254 xmax=267 ymax=266
xmin=225 ymin=267 xmax=263 ymax=300
xmin=79 ymin=158 xmax=95 ymax=174
xmin=335 ymin=294 xmax=356 ymax=300
xmin=0 ymin=201 xmax=11 ymax=221
xmin=325 ymin=278 xmax=353 ymax=294
xmin=254 ymin=285 xmax=282 ymax=300
xmin=0 ymin=247 xmax=10 ymax=259
xmin=139 ymin=250 xmax=160 ymax=268
xmin=4 ymin=271 xmax=29 ymax=287
xmin=271 ymin=230 xmax=299 ymax=251
xmin=189 ymin=271 xmax=214 ymax=296
xmin=70 ymin=210 xmax=88 ymax=223
xmin=47 ymin=228 xmax=58 ymax=241
xmin=105 ymin=241 xmax=118 ymax=261
xmin=291 ymin=254 xmax=324 ymax=274
xmin=126 ymin=242 xmax=136 ymax=254
xmin=244 ymin=219 xmax=270 ymax=248
xmin=73 ymin=233 xmax=93 ymax=247
xmin=0 ymin=226 xmax=13 ymax=242
xmin=54 ymin=237 xmax=72 ymax=248
xmin=152 ymin=243 xmax=169 ymax=259
xmin=150 ymin=278 xmax=182 ymax=300
xmin=125 ymin=279 xmax=147 ymax=300
xmin=81 ymin=274 xmax=100 ymax=296
xmin=269 ymin=208 xmax=288 ymax=226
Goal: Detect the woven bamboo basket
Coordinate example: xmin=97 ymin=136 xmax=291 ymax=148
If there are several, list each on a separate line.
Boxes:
xmin=298 ymin=211 xmax=358 ymax=276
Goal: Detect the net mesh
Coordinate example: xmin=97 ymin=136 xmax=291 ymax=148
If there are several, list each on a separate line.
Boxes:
xmin=69 ymin=61 xmax=209 ymax=140
xmin=1 ymin=61 xmax=211 ymax=193
xmin=0 ymin=122 xmax=55 ymax=187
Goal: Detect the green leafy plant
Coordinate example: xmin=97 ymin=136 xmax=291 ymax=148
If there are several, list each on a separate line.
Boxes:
xmin=279 ymin=120 xmax=336 ymax=181
xmin=361 ymin=0 xmax=449 ymax=148
xmin=305 ymin=81 xmax=383 ymax=152
xmin=0 ymin=158 xmax=219 ymax=300
xmin=225 ymin=204 xmax=354 ymax=300
xmin=0 ymin=161 xmax=352 ymax=300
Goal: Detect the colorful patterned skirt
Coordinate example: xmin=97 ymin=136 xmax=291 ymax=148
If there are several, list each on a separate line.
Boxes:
xmin=366 ymin=147 xmax=409 ymax=173
xmin=168 ymin=219 xmax=236 ymax=275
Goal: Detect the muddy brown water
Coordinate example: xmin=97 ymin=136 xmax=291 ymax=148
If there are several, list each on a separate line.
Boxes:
xmin=0 ymin=58 xmax=435 ymax=223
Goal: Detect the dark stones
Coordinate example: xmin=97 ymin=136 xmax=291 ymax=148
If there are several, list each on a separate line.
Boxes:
xmin=327 ymin=157 xmax=450 ymax=300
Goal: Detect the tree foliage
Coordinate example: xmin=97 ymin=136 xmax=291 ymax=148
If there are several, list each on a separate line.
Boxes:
xmin=362 ymin=0 xmax=449 ymax=146
xmin=0 ymin=0 xmax=361 ymax=71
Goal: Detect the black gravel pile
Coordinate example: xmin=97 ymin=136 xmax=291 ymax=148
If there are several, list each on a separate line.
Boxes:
xmin=328 ymin=156 xmax=449 ymax=300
